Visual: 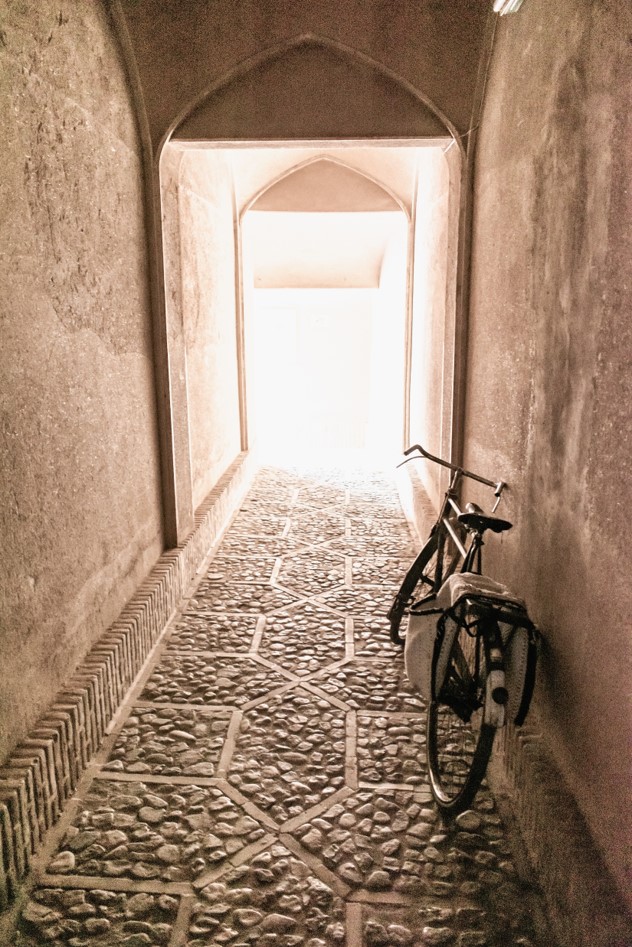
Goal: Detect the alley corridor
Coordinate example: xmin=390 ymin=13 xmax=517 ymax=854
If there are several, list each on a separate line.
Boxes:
xmin=3 ymin=1 xmax=632 ymax=945
xmin=7 ymin=462 xmax=552 ymax=946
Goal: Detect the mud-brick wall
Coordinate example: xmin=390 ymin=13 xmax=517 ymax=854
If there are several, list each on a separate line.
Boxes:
xmin=465 ymin=0 xmax=632 ymax=911
xmin=0 ymin=1 xmax=163 ymax=762
xmin=160 ymin=147 xmax=242 ymax=512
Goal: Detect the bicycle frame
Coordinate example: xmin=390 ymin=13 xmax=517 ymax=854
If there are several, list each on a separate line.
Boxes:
xmin=399 ymin=445 xmax=507 ymax=585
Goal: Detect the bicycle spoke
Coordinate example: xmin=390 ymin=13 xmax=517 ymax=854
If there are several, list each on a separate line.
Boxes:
xmin=427 ymin=614 xmax=495 ymax=815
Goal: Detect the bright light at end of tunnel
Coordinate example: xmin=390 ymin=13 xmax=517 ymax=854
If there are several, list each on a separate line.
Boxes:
xmin=493 ymin=0 xmax=525 ymax=13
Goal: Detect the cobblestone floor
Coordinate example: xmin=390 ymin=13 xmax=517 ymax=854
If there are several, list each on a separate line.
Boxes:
xmin=10 ymin=462 xmax=554 ymax=947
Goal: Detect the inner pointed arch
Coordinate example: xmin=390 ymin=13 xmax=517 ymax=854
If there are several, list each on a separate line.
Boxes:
xmin=245 ymin=155 xmax=409 ymax=218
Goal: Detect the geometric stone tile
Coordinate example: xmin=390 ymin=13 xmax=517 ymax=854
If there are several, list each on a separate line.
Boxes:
xmin=349 ymin=520 xmax=411 ymax=552
xmin=9 ymin=459 xmax=557 ymax=947
xmin=189 ymin=581 xmax=300 ymax=614
xmin=295 ymin=790 xmax=542 ymax=924
xmin=16 ymin=887 xmax=179 ymax=946
xmin=347 ymin=480 xmax=401 ymax=503
xmin=140 ymin=655 xmax=294 ymax=707
xmin=315 ymin=586 xmax=395 ymax=619
xmin=347 ymin=497 xmax=403 ymax=518
xmin=327 ymin=535 xmax=417 ymax=558
xmin=296 ymin=789 xmax=438 ymax=895
xmin=239 ymin=492 xmax=293 ymax=515
xmin=200 ymin=554 xmax=277 ymax=585
xmin=347 ymin=517 xmax=412 ymax=546
xmin=352 ymin=555 xmax=413 ymax=588
xmin=359 ymin=841 xmax=549 ymax=946
xmin=226 ymin=689 xmax=347 ymax=823
xmin=215 ymin=533 xmax=309 ymax=557
xmin=311 ymin=659 xmax=424 ymax=714
xmin=286 ymin=508 xmax=346 ymax=544
xmin=188 ymin=843 xmax=346 ymax=946
xmin=166 ymin=612 xmax=258 ymax=653
xmin=228 ymin=511 xmax=287 ymax=536
xmin=308 ymin=792 xmax=537 ymax=914
xmin=103 ymin=706 xmax=232 ymax=777
xmin=294 ymin=483 xmax=347 ymax=508
xmin=45 ymin=781 xmax=266 ymax=884
xmin=361 ymin=906 xmax=426 ymax=947
xmin=258 ymin=605 xmax=347 ymax=675
xmin=276 ymin=548 xmax=346 ymax=596
xmin=250 ymin=469 xmax=297 ymax=501
xmin=356 ymin=713 xmax=427 ymax=786
xmin=352 ymin=616 xmax=397 ymax=659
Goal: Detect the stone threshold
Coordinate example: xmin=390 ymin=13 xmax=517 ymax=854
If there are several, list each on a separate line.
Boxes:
xmin=0 ymin=451 xmax=256 ymax=911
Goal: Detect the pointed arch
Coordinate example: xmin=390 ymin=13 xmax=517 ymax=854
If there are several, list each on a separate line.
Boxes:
xmin=243 ymin=155 xmax=410 ymax=219
xmin=163 ymin=33 xmax=460 ymax=151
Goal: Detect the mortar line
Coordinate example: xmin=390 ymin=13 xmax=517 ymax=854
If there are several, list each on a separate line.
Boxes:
xmin=346 ymin=901 xmax=364 ymax=947
xmin=169 ymin=894 xmax=195 ymax=947
xmin=215 ymin=709 xmax=243 ymax=777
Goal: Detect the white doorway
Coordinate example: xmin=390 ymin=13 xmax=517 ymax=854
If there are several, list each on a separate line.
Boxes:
xmin=242 ymin=194 xmax=408 ymax=461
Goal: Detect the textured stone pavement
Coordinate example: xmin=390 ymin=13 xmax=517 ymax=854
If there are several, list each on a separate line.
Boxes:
xmin=10 ymin=462 xmax=554 ymax=946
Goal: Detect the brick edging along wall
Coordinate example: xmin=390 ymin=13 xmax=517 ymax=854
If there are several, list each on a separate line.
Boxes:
xmin=489 ymin=718 xmax=632 ymax=947
xmin=0 ymin=452 xmax=255 ymax=910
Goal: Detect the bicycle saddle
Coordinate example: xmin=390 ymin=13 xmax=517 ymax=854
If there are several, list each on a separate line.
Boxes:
xmin=458 ymin=502 xmax=512 ymax=534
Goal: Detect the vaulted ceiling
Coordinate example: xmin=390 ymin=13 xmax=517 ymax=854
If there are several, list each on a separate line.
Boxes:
xmin=116 ymin=0 xmax=492 ymax=150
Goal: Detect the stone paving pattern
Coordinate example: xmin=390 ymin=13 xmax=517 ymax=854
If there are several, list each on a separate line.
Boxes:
xmin=12 ymin=462 xmax=554 ymax=946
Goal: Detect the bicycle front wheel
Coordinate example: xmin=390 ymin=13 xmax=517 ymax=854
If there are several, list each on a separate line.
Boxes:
xmin=388 ymin=528 xmax=464 ymax=646
xmin=426 ymin=612 xmax=495 ymax=817
xmin=388 ymin=532 xmax=439 ymax=645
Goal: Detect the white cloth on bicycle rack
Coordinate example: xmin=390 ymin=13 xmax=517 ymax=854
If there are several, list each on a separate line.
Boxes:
xmin=404 ymin=600 xmax=442 ymax=701
xmin=403 ymin=573 xmax=498 ymax=703
xmin=405 ymin=572 xmax=535 ymax=723
xmin=436 ymin=572 xmax=526 ymax=611
xmin=435 ymin=573 xmax=533 ymax=724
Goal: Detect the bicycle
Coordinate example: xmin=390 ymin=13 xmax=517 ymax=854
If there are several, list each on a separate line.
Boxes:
xmin=388 ymin=444 xmax=539 ymax=816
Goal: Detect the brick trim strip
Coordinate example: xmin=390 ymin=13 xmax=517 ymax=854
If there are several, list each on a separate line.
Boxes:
xmin=0 ymin=452 xmax=255 ymax=910
xmin=490 ymin=712 xmax=632 ymax=947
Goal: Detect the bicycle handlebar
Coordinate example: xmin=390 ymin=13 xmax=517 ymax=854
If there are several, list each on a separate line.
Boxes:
xmin=398 ymin=444 xmax=506 ymax=498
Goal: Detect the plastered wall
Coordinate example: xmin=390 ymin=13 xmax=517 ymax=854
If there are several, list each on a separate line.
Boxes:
xmin=465 ymin=0 xmax=632 ymax=908
xmin=0 ymin=2 xmax=163 ymax=761
xmin=161 ymin=148 xmax=242 ymax=511
xmin=408 ymin=148 xmax=461 ymax=509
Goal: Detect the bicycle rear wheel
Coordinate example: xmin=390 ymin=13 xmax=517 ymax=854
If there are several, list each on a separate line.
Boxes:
xmin=426 ymin=611 xmax=495 ymax=817
xmin=388 ymin=529 xmax=464 ymax=645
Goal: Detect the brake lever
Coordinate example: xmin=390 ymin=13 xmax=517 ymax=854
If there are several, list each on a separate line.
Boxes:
xmin=491 ymin=481 xmax=507 ymax=513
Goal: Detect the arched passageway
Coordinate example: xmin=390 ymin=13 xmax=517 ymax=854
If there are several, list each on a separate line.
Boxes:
xmin=157 ymin=33 xmax=463 ymax=532
xmin=2 ymin=5 xmax=632 ymax=947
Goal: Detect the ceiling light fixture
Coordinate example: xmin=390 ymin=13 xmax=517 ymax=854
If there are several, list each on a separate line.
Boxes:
xmin=493 ymin=0 xmax=525 ymax=13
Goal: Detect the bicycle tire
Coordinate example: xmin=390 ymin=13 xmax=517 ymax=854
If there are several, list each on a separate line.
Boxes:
xmin=387 ymin=528 xmax=464 ymax=646
xmin=387 ymin=532 xmax=439 ymax=645
xmin=426 ymin=609 xmax=495 ymax=816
